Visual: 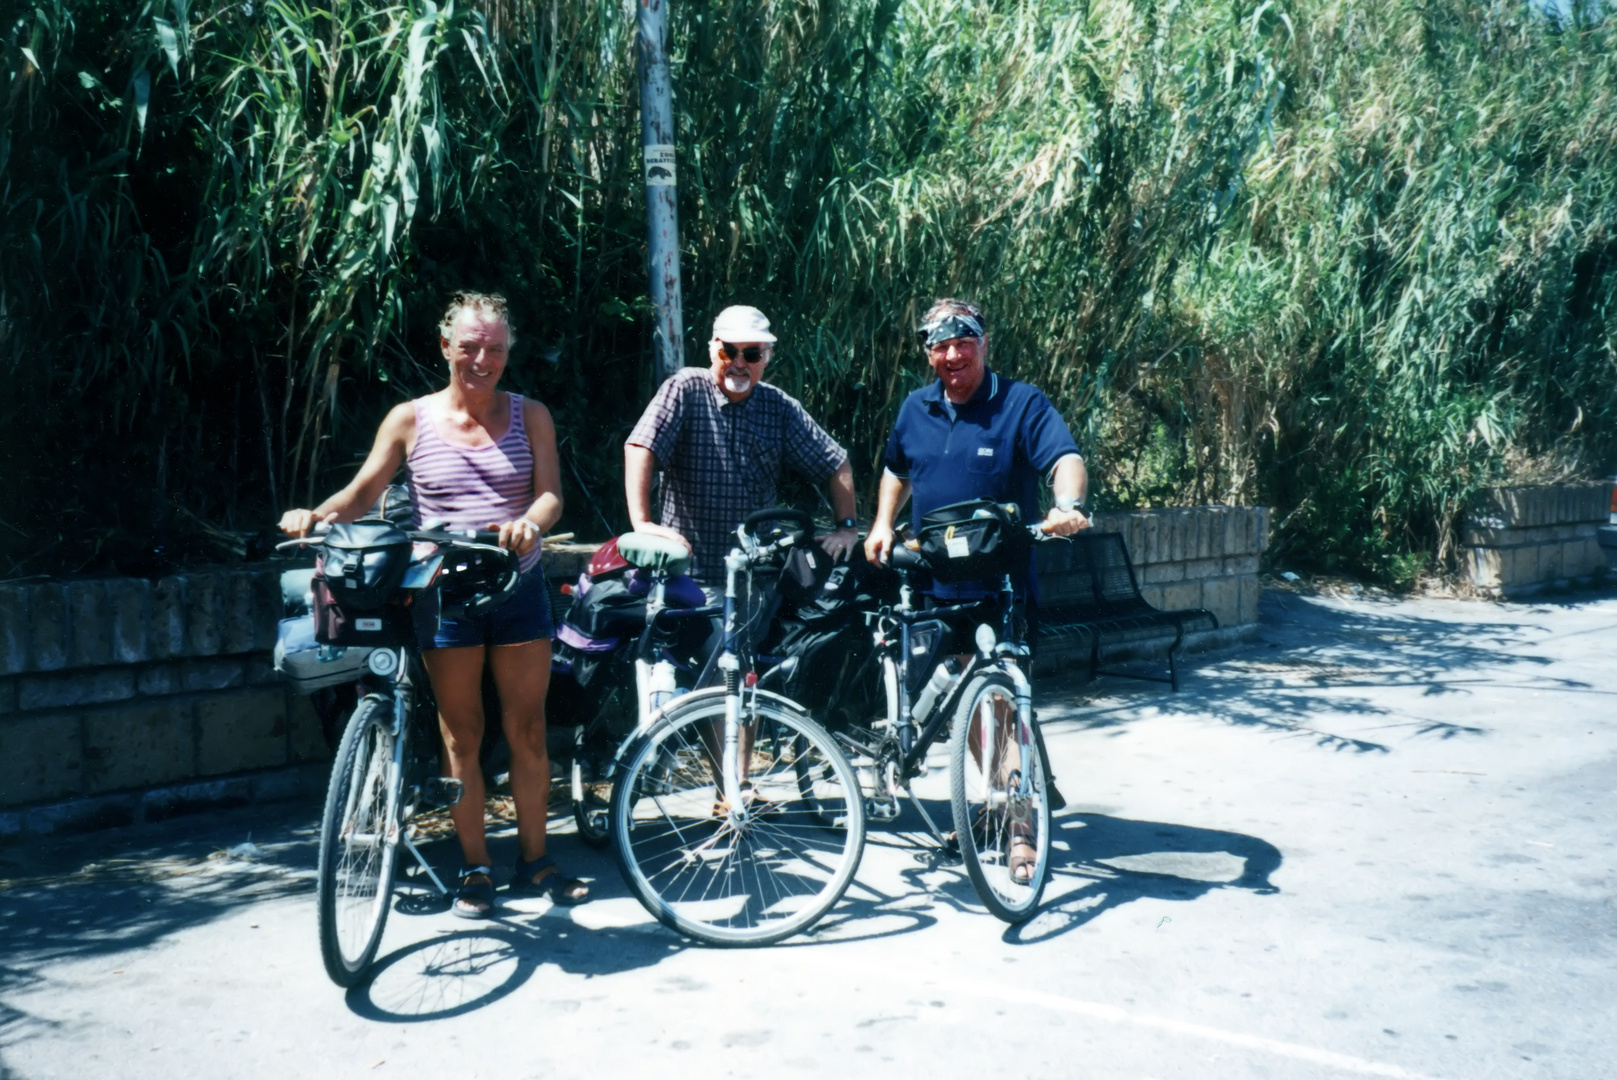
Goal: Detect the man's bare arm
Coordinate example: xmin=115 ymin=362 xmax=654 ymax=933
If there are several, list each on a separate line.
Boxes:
xmin=624 ymin=443 xmax=690 ymax=550
xmin=1042 ymin=453 xmax=1091 ymax=536
xmin=818 ymin=459 xmax=859 ymax=560
xmin=861 ymin=468 xmax=912 ymax=564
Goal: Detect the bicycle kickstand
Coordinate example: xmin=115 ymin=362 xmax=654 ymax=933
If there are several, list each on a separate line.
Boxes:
xmin=904 ymin=785 xmax=961 ymax=864
xmin=399 ymin=830 xmax=451 ymax=897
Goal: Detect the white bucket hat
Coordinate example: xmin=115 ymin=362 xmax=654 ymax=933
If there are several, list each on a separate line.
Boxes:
xmin=710 ymin=305 xmax=777 ymax=343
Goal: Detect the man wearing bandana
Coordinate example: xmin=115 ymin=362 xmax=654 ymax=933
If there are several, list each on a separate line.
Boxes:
xmin=864 ymin=297 xmax=1087 ymax=881
xmin=864 ymin=297 xmax=1091 ymax=575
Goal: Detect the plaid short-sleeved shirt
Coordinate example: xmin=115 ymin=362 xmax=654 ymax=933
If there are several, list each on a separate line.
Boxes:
xmin=627 ymin=368 xmax=847 ymax=586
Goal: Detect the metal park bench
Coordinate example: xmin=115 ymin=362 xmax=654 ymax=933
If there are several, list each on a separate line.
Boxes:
xmin=1033 ymin=531 xmax=1217 ymax=691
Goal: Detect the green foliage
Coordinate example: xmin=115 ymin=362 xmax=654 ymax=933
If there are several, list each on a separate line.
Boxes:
xmin=1 ymin=0 xmax=1613 ymax=582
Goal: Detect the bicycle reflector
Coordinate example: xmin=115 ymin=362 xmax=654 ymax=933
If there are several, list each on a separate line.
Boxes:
xmin=1609 ymin=479 xmax=1616 ymax=525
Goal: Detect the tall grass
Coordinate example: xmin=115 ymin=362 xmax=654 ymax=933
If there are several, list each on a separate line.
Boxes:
xmin=2 ymin=0 xmax=1613 ymax=581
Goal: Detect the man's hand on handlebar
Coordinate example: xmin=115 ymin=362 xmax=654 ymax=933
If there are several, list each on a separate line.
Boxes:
xmin=491 ymin=518 xmax=541 ymax=556
xmin=862 ymin=522 xmax=896 ymax=566
xmin=279 ymin=509 xmax=337 ymax=538
xmin=1040 ymin=506 xmax=1091 ymax=537
xmin=630 ymin=521 xmax=693 ymax=554
xmin=818 ymin=526 xmax=860 ymax=562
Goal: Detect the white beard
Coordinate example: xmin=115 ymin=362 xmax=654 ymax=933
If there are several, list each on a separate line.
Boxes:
xmin=722 ymin=370 xmax=753 ymax=395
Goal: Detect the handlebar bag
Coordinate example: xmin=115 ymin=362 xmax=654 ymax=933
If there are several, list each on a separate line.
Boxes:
xmin=916 ymin=499 xmax=1027 ymax=583
xmin=316 ymin=522 xmax=412 ymax=610
xmin=311 ymin=578 xmax=415 ymax=647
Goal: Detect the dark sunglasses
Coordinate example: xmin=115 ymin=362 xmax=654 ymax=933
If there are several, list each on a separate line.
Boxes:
xmin=719 ymin=342 xmax=767 ymax=364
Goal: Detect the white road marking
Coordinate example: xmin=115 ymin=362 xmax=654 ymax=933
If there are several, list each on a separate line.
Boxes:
xmin=966 ymin=981 xmax=1449 ymax=1080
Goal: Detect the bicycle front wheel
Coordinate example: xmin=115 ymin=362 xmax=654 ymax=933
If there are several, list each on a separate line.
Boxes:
xmin=610 ymin=692 xmax=866 ymax=946
xmin=316 ymin=694 xmax=402 ymax=985
xmin=948 ymin=672 xmax=1052 ymax=923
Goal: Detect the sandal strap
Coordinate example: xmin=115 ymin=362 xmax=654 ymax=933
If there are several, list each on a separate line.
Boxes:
xmin=514 ymin=854 xmax=556 ymax=879
xmin=459 ymin=864 xmax=493 ymax=880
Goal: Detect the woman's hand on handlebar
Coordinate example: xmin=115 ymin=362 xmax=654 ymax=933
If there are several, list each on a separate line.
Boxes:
xmin=279 ymin=509 xmax=337 ymax=538
xmin=1040 ymin=506 xmax=1091 ymax=537
xmin=863 ymin=522 xmax=896 ymax=565
xmin=491 ymin=518 xmax=541 ymax=556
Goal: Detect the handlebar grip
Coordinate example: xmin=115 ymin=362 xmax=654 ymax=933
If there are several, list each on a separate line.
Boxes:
xmin=891 ymin=543 xmax=928 ymax=572
xmin=473 ymin=530 xmax=501 ymax=546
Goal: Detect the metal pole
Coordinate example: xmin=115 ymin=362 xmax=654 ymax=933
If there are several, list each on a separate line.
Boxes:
xmin=637 ymin=0 xmax=684 ymax=382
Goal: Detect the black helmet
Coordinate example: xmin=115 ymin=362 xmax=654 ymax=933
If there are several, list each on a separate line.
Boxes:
xmin=436 ymin=544 xmax=521 ymax=620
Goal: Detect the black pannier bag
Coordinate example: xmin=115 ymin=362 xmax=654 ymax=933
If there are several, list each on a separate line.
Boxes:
xmin=916 ymin=499 xmax=1029 ymax=583
xmin=312 ymin=522 xmax=415 ymax=647
xmin=758 ymin=547 xmax=894 ymax=725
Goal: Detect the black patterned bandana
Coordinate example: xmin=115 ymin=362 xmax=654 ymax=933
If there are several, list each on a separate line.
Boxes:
xmin=917 ymin=313 xmax=984 ymax=349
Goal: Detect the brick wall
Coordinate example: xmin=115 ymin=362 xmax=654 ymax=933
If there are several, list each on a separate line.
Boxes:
xmin=1461 ymin=483 xmax=1612 ymax=597
xmin=0 ymin=523 xmax=1264 ymax=833
xmin=0 ymin=569 xmax=329 ymax=829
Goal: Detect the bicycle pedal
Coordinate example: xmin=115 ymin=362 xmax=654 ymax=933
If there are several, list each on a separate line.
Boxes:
xmin=864 ymin=797 xmax=901 ymax=821
xmin=421 ymin=777 xmax=464 ymax=809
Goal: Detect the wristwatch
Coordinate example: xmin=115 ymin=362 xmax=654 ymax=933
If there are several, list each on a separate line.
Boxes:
xmin=836 ymin=517 xmax=857 ymax=530
xmin=1055 ymin=496 xmax=1087 ymax=514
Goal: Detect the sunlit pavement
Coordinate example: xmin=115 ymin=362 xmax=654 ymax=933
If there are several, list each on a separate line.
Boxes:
xmin=2 ymin=587 xmax=1614 ymax=1080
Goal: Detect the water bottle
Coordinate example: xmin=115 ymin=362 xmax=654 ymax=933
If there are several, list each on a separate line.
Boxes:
xmin=910 ymin=659 xmax=959 ymax=723
xmin=648 ymin=659 xmax=679 ymax=713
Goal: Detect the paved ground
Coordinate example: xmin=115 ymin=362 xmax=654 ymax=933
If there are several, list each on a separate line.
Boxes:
xmin=2 ymin=586 xmax=1614 ymax=1080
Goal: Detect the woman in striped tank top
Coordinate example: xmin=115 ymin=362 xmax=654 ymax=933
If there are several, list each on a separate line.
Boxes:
xmin=278 ymin=292 xmax=588 ymax=916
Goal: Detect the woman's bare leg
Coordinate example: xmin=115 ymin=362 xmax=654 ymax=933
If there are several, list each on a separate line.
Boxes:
xmin=489 ymin=639 xmax=587 ymax=899
xmin=422 ymin=646 xmax=493 ymax=868
xmin=488 ymin=639 xmax=552 ymax=864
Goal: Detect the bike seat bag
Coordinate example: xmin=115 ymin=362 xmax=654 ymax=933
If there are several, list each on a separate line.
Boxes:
xmin=916 ymin=499 xmax=1028 ymax=584
xmin=316 ymin=522 xmax=412 ymax=609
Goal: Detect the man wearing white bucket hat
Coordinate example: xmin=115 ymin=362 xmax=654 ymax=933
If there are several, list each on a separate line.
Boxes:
xmin=625 ymin=305 xmax=859 ymax=589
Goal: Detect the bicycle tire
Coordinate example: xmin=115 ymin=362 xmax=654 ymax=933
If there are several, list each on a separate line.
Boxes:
xmin=316 ymin=694 xmax=402 ymax=985
xmin=948 ymin=671 xmax=1052 ymax=923
xmin=610 ymin=691 xmax=866 ymax=946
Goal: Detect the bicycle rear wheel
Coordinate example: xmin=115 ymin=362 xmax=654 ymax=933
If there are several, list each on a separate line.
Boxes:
xmin=316 ymin=694 xmax=402 ymax=985
xmin=948 ymin=672 xmax=1052 ymax=923
xmin=611 ymin=692 xmax=866 ymax=946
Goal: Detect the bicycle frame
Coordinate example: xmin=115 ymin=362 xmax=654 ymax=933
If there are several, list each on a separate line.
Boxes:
xmin=845 ymin=562 xmax=1040 ymax=843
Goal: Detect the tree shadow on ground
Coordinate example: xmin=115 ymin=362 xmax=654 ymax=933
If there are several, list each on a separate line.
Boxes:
xmin=0 ymin=802 xmax=323 ymax=1075
xmin=1040 ymin=590 xmax=1595 ymax=752
xmin=1005 ymin=811 xmax=1282 ymax=945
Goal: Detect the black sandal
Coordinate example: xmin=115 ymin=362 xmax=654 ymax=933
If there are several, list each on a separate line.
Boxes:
xmin=453 ymin=865 xmax=497 ymax=919
xmin=510 ymin=854 xmax=590 ymax=906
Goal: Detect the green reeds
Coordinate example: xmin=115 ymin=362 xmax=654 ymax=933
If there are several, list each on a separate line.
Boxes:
xmin=1 ymin=0 xmax=1613 ymax=581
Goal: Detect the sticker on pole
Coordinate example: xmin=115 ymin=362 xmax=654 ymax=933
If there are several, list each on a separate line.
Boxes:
xmin=644 ymin=144 xmax=676 ymax=186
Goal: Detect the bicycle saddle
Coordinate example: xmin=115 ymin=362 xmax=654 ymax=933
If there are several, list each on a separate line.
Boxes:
xmin=616 ymin=532 xmax=692 ymax=577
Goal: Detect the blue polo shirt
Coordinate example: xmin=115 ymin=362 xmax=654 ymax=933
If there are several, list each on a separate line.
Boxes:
xmin=883 ymin=370 xmax=1081 ymax=600
xmin=883 ymin=370 xmax=1080 ymax=530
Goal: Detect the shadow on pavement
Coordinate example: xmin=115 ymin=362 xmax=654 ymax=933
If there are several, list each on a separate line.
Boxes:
xmin=1045 ymin=590 xmax=1592 ymax=752
xmin=0 ymin=802 xmax=324 ymax=1075
xmin=1004 ymin=811 xmax=1282 ymax=945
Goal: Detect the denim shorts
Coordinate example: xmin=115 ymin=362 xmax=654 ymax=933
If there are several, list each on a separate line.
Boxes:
xmin=416 ymin=567 xmax=555 ymax=650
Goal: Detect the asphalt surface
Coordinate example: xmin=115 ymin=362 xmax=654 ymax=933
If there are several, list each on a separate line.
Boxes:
xmin=2 ymin=586 xmax=1614 ymax=1080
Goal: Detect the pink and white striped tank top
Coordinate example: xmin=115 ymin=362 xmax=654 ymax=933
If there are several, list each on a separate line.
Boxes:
xmin=409 ymin=392 xmax=542 ymax=572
